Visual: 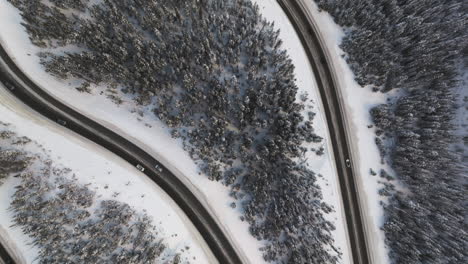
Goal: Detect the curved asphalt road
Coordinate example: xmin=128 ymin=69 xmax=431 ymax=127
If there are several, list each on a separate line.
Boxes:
xmin=0 ymin=1 xmax=370 ymax=263
xmin=0 ymin=45 xmax=241 ymax=264
xmin=277 ymin=0 xmax=371 ymax=263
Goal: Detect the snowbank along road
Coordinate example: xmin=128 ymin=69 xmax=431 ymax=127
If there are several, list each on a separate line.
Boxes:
xmin=0 ymin=0 xmax=370 ymax=263
xmin=276 ymin=0 xmax=371 ymax=263
xmin=0 ymin=44 xmax=240 ymax=264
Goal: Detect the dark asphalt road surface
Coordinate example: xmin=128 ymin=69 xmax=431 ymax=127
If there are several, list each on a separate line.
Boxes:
xmin=0 ymin=43 xmax=242 ymax=264
xmin=0 ymin=242 xmax=14 ymax=264
xmin=0 ymin=1 xmax=370 ymax=263
xmin=277 ymin=0 xmax=371 ymax=263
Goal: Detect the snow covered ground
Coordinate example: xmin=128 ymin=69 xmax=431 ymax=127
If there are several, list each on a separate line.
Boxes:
xmin=298 ymin=1 xmax=398 ymax=263
xmin=0 ymin=83 xmax=215 ymax=264
xmin=252 ymin=1 xmax=351 ymax=263
xmin=0 ymin=0 xmax=350 ymax=263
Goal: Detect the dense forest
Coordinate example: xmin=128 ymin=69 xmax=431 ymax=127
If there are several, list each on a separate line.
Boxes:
xmin=8 ymin=0 xmax=340 ymax=263
xmin=0 ymin=122 xmax=178 ymax=263
xmin=314 ymin=0 xmax=467 ymax=263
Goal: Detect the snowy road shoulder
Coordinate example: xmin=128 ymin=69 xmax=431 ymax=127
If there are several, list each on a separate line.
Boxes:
xmin=253 ymin=0 xmax=352 ymax=263
xmin=0 ymin=83 xmax=214 ymax=264
xmin=0 ymin=0 xmax=350 ymax=262
xmin=298 ymin=1 xmax=394 ymax=263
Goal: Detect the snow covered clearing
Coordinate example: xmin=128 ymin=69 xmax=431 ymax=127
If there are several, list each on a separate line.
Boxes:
xmin=0 ymin=0 xmax=350 ymax=262
xmin=0 ymin=84 xmax=214 ymax=264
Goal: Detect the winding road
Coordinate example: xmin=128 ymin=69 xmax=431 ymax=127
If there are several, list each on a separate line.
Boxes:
xmin=0 ymin=1 xmax=370 ymax=264
xmin=277 ymin=1 xmax=370 ymax=263
xmin=0 ymin=42 xmax=240 ymax=264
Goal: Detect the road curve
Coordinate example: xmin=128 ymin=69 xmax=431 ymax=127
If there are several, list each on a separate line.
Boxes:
xmin=0 ymin=45 xmax=242 ymax=264
xmin=277 ymin=0 xmax=371 ymax=263
xmin=0 ymin=1 xmax=369 ymax=263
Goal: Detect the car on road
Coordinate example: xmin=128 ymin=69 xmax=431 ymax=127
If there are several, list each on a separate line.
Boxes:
xmin=136 ymin=164 xmax=145 ymax=172
xmin=154 ymin=164 xmax=163 ymax=173
xmin=57 ymin=119 xmax=67 ymax=126
xmin=346 ymin=159 xmax=351 ymax=168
